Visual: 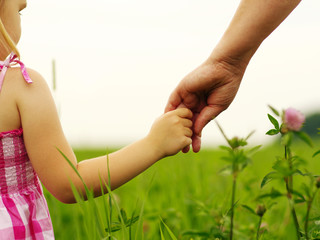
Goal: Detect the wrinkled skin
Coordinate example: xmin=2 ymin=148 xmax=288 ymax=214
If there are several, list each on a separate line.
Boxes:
xmin=165 ymin=56 xmax=247 ymax=153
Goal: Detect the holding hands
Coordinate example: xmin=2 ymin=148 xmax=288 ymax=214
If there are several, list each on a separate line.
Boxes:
xmin=165 ymin=0 xmax=301 ymax=153
xmin=165 ymin=56 xmax=245 ymax=153
xmin=147 ymin=108 xmax=193 ymax=158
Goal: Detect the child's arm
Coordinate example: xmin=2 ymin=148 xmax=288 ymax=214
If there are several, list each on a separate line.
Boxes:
xmin=17 ymin=68 xmax=192 ymax=203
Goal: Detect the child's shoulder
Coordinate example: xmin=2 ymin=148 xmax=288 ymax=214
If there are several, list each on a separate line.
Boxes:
xmin=4 ymin=67 xmax=52 ymax=108
xmin=5 ymin=67 xmax=49 ymax=94
xmin=0 ymin=67 xmax=49 ymax=131
xmin=6 ymin=67 xmax=45 ymax=84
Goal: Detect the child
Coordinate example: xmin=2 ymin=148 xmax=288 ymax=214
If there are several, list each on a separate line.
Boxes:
xmin=0 ymin=0 xmax=193 ymax=239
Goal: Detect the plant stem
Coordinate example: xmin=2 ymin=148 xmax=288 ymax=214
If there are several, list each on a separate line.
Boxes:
xmin=284 ymin=145 xmax=300 ymax=239
xmin=305 ymin=202 xmax=312 ymax=240
xmin=230 ymin=174 xmax=237 ymax=240
xmin=291 ymin=201 xmax=301 ymax=240
xmin=305 ymin=189 xmax=318 ymax=240
xmin=285 ymin=146 xmax=293 ymax=189
xmin=256 ymin=216 xmax=263 ymax=240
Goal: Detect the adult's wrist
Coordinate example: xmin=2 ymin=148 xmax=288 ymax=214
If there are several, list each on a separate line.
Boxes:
xmin=205 ymin=46 xmax=250 ymax=79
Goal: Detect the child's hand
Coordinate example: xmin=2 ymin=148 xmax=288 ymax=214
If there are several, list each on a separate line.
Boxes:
xmin=147 ymin=108 xmax=193 ymax=159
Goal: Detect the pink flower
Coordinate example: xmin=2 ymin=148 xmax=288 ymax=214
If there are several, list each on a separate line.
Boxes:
xmin=284 ymin=108 xmax=305 ymax=131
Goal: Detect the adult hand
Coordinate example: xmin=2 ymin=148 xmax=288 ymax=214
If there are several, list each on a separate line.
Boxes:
xmin=165 ymin=55 xmax=247 ymax=153
xmin=165 ymin=0 xmax=301 ymax=153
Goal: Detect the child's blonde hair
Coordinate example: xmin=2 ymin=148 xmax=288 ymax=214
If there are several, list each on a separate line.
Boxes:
xmin=0 ymin=1 xmax=20 ymax=58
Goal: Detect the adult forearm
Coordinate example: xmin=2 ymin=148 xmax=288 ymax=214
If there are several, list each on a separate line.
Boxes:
xmin=212 ymin=0 xmax=301 ymax=65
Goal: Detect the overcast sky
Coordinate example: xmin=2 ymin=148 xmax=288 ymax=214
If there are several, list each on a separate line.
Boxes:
xmin=18 ymin=0 xmax=320 ymax=148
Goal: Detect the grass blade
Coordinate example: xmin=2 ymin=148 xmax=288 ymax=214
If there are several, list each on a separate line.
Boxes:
xmin=159 ymin=222 xmax=165 ymax=240
xmin=57 ymin=147 xmax=105 ymax=238
xmin=160 ymin=217 xmax=178 ymax=240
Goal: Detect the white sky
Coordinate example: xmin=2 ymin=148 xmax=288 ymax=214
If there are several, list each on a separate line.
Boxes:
xmin=18 ymin=0 xmax=320 ymax=148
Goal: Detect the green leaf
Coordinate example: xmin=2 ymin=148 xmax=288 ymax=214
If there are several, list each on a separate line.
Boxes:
xmin=226 ymin=199 xmax=240 ymax=217
xmin=110 ymin=223 xmax=122 ymax=233
xmin=219 ymin=145 xmax=232 ymax=153
xmin=309 ymin=215 xmax=320 ymax=221
xmin=272 ymin=160 xmax=292 ymax=177
xmin=291 ymin=156 xmax=307 ymax=167
xmin=221 ymin=156 xmax=234 ymax=163
xmin=257 ymin=188 xmax=284 ymax=200
xmin=313 ymin=150 xmax=320 ymax=158
xmin=239 ymin=138 xmax=248 ymax=146
xmin=301 ymin=183 xmax=312 ymax=199
xmin=127 ymin=216 xmax=139 ymax=226
xmin=266 ymin=202 xmax=278 ymax=210
xmin=268 ymin=105 xmax=280 ymax=116
xmin=268 ymin=114 xmax=280 ymax=130
xmin=118 ymin=208 xmax=127 ymax=223
xmin=246 ymin=145 xmax=262 ymax=156
xmin=239 ymin=161 xmax=250 ymax=172
xmin=294 ymin=169 xmax=305 ymax=176
xmin=234 ymin=151 xmax=250 ymax=164
xmin=292 ymin=190 xmax=306 ymax=202
xmin=261 ymin=171 xmax=280 ymax=188
xmin=266 ymin=129 xmax=280 ymax=136
xmin=294 ymin=131 xmax=313 ymax=147
xmin=229 ymin=137 xmax=247 ymax=149
xmin=218 ymin=165 xmax=233 ymax=176
xmin=241 ymin=204 xmax=257 ymax=216
xmin=294 ymin=198 xmax=306 ymax=204
xmin=245 ymin=130 xmax=256 ymax=141
xmin=105 ymin=216 xmax=139 ymax=233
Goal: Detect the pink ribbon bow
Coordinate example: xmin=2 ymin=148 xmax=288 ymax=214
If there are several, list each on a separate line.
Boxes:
xmin=0 ymin=53 xmax=33 ymax=91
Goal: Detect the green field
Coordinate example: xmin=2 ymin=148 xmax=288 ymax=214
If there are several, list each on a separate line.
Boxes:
xmin=45 ymin=140 xmax=320 ymax=240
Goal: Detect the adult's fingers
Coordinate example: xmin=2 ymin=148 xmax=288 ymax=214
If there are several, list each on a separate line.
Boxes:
xmin=182 ymin=132 xmax=201 ymax=153
xmin=193 ymin=105 xmax=225 ymax=136
xmin=182 ymin=145 xmax=190 ymax=153
xmin=164 ymin=90 xmax=182 ymax=113
xmin=192 ymin=135 xmax=201 ymax=153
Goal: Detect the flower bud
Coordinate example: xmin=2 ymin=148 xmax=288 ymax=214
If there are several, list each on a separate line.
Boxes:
xmin=256 ymin=204 xmax=266 ymax=217
xmin=284 ymin=108 xmax=305 ymax=132
xmin=280 ymin=125 xmax=288 ymax=134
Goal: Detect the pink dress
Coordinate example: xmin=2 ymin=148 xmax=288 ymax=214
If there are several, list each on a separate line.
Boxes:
xmin=0 ymin=54 xmax=55 ymax=239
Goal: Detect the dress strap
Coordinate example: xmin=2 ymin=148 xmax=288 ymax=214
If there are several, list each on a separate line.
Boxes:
xmin=0 ymin=53 xmax=33 ymax=92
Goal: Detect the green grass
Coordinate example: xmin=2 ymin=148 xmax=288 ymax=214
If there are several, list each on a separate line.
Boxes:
xmin=44 ymin=140 xmax=320 ymax=239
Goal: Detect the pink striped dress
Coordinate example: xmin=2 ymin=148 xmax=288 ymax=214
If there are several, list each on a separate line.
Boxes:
xmin=0 ymin=54 xmax=55 ymax=239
